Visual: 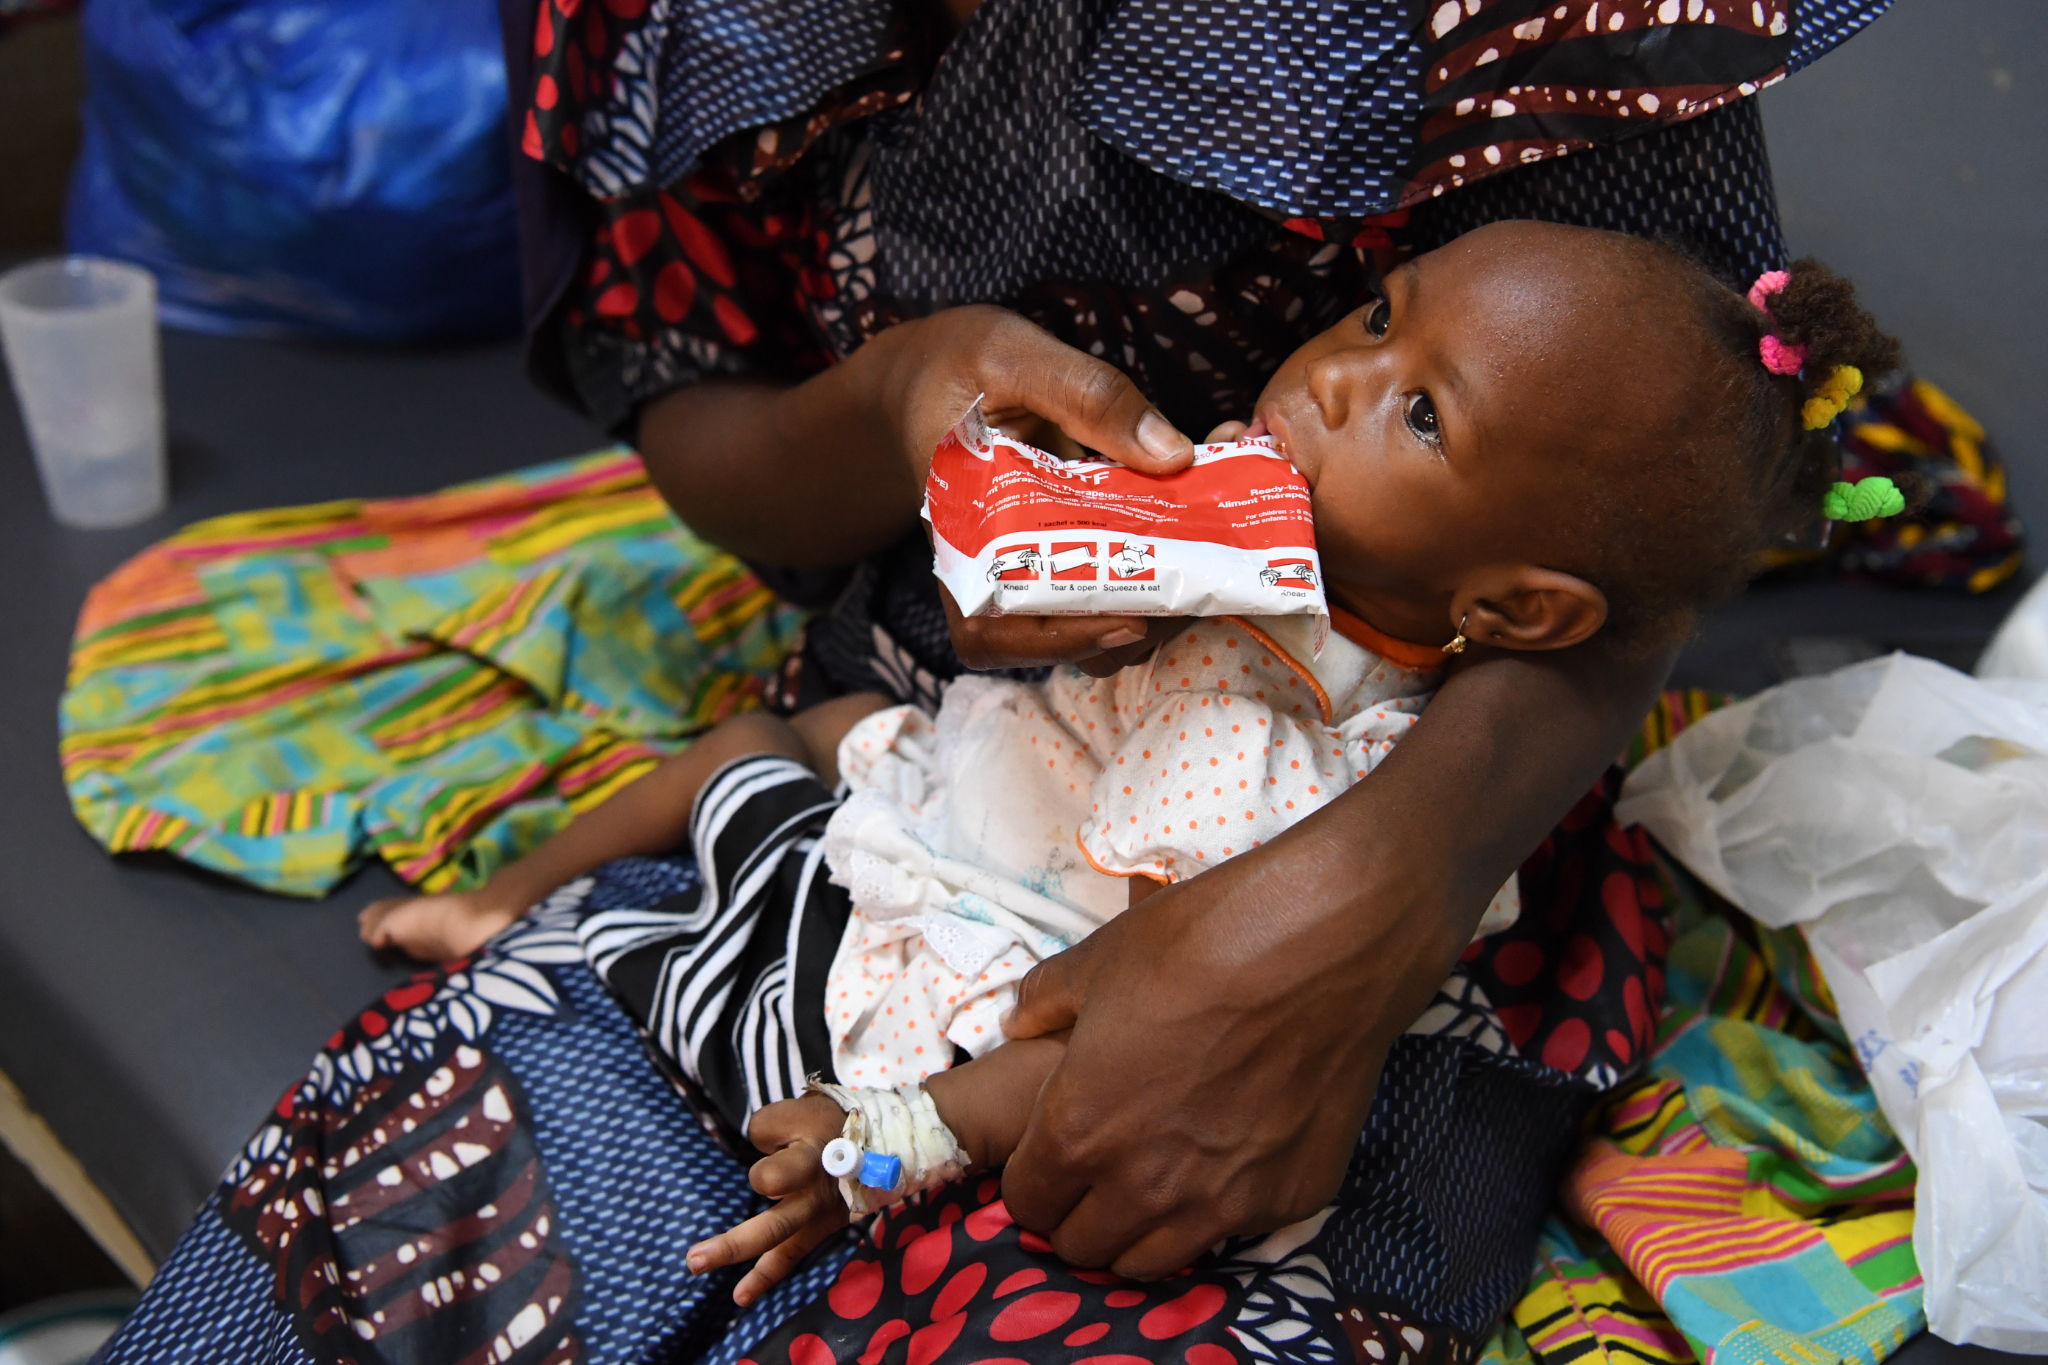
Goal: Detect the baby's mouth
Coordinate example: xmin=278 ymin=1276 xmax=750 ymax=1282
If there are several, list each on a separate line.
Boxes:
xmin=1251 ymin=407 xmax=1324 ymax=489
xmin=1258 ymin=410 xmax=1310 ymax=477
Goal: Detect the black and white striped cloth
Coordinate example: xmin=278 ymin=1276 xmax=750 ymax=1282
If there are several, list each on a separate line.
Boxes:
xmin=577 ymin=755 xmax=852 ymax=1143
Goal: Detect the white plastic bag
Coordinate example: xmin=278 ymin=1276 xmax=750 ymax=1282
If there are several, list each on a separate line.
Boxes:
xmin=1978 ymin=571 xmax=2048 ymax=682
xmin=1616 ymin=653 xmax=2048 ymax=1352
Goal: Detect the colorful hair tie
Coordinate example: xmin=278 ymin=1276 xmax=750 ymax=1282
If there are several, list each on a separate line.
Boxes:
xmin=1802 ymin=364 xmax=1864 ymax=430
xmin=1748 ymin=271 xmax=1809 ymax=375
xmin=1747 ymin=270 xmax=1791 ymax=312
xmin=1759 ymin=334 xmax=1806 ymax=375
xmin=1823 ymin=475 xmax=1904 ymax=523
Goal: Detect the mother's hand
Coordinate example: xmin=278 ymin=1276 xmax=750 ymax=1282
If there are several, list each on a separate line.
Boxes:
xmin=939 ymin=583 xmax=1185 ymax=677
xmin=638 ymin=305 xmax=1198 ymax=673
xmin=874 ymin=304 xmax=1195 ymax=488
xmin=996 ymin=796 xmax=1434 ymax=1278
xmin=997 ymin=641 xmax=1677 ymax=1277
xmin=877 ymin=307 xmax=1197 ymax=674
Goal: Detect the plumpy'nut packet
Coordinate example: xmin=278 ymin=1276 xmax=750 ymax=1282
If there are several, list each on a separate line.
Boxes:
xmin=924 ymin=404 xmax=1328 ymax=647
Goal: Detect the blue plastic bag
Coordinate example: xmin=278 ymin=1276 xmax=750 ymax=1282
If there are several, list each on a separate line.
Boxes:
xmin=67 ymin=0 xmax=521 ymax=340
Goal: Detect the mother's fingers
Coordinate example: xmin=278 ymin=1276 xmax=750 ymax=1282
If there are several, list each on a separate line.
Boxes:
xmin=999 ymin=1054 xmax=1108 ymax=1244
xmin=1072 ymin=617 xmax=1183 ymax=678
xmin=1107 ymin=1222 xmax=1229 ymax=1284
xmin=940 ymin=579 xmax=1154 ymax=671
xmin=950 ymin=614 xmax=1154 ymax=671
xmin=967 ymin=310 xmax=1196 ymax=475
xmin=1034 ymin=1181 xmax=1230 ymax=1280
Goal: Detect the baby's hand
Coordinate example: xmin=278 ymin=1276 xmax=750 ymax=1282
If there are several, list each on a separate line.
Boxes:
xmin=689 ymin=1094 xmax=850 ymax=1307
xmin=358 ymin=891 xmax=520 ymax=962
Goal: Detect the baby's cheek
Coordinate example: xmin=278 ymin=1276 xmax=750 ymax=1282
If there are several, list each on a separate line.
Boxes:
xmin=1326 ymin=474 xmax=1466 ymax=589
xmin=1309 ymin=490 xmax=1379 ymax=581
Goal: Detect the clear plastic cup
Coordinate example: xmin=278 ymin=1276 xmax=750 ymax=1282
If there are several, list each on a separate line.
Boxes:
xmin=0 ymin=257 xmax=168 ymax=529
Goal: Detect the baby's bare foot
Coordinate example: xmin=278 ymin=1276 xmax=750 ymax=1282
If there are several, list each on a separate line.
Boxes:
xmin=358 ymin=892 xmax=520 ymax=962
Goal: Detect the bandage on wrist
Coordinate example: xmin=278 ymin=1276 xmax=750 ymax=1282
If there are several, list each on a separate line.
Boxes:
xmin=806 ymin=1078 xmax=970 ymax=1217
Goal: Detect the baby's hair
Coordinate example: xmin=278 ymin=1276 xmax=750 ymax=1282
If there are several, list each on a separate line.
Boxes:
xmin=1577 ymin=241 xmax=1903 ymax=649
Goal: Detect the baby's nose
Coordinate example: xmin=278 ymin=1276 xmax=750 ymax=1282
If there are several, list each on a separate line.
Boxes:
xmin=1306 ymin=348 xmax=1382 ymax=432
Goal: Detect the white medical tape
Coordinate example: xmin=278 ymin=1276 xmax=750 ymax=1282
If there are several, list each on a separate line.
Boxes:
xmin=807 ymin=1077 xmax=971 ymax=1217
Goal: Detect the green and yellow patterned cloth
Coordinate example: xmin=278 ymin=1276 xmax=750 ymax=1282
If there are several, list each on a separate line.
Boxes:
xmin=1485 ymin=695 xmax=1925 ymax=1365
xmin=1509 ymin=883 xmax=1922 ymax=1365
xmin=60 ymin=450 xmax=802 ymax=896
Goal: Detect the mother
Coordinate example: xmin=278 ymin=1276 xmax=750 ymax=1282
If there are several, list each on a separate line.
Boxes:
xmin=101 ymin=3 xmax=1889 ymax=1364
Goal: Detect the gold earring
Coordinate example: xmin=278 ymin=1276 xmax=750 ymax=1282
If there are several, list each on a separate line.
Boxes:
xmin=1442 ymin=613 xmax=1469 ymax=655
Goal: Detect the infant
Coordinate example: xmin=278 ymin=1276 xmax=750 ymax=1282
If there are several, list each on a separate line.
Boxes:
xmin=360 ymin=220 xmax=1902 ymax=1304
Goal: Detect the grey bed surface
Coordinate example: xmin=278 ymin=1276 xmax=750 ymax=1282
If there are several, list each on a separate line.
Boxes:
xmin=0 ymin=332 xmax=606 ymax=1260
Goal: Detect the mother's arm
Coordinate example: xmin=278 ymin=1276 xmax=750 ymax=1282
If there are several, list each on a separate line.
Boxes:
xmin=635 ymin=306 xmax=1191 ymax=565
xmin=635 ymin=305 xmax=1196 ymax=669
xmin=998 ymin=635 xmax=1675 ymax=1278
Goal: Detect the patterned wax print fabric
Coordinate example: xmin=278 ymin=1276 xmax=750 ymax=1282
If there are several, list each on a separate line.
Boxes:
xmin=94 ymin=863 xmax=862 ymax=1365
xmin=59 ymin=452 xmax=802 ymax=896
xmin=509 ymin=0 xmax=1892 ymax=443
xmin=1484 ymin=697 xmax=1926 ymax=1365
xmin=1508 ymin=873 xmax=1923 ymax=1365
xmin=522 ymin=0 xmax=1890 ymax=219
xmin=98 ymin=759 xmax=1671 ymax=1365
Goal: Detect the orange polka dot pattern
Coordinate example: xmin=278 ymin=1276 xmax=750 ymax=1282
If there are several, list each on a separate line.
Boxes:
xmin=825 ymin=690 xmax=1127 ymax=1089
xmin=1065 ymin=617 xmax=1435 ymax=882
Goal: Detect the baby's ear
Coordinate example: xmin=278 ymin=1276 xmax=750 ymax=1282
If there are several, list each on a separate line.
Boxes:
xmin=1454 ymin=567 xmax=1607 ymax=652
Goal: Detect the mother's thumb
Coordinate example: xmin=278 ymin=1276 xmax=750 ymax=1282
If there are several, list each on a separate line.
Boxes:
xmin=1001 ymin=948 xmax=1088 ymax=1040
xmin=993 ymin=323 xmax=1194 ymax=475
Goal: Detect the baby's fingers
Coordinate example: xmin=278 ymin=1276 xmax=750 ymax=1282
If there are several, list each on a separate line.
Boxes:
xmin=750 ymin=1142 xmax=826 ymax=1199
xmin=748 ymin=1094 xmax=846 ymax=1155
xmin=733 ymin=1210 xmax=848 ymax=1307
xmin=687 ymin=1187 xmax=828 ymax=1276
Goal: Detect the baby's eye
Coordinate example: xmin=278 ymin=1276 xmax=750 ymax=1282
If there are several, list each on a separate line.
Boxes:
xmin=1363 ymin=298 xmax=1391 ymax=340
xmin=1403 ymin=391 xmax=1441 ymax=445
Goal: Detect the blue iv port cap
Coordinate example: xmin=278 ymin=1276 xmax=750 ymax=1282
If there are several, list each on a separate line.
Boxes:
xmin=858 ymin=1151 xmax=902 ymax=1190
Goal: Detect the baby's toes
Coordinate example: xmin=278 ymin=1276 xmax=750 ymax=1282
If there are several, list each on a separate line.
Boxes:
xmin=358 ymin=899 xmax=403 ymax=944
